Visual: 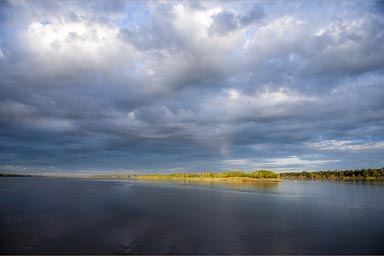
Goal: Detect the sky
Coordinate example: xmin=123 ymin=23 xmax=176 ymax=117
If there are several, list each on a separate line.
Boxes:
xmin=0 ymin=0 xmax=384 ymax=174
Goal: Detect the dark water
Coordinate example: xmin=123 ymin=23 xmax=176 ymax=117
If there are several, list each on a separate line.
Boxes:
xmin=0 ymin=178 xmax=383 ymax=254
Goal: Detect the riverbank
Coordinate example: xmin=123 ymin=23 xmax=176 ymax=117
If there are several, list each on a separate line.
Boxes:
xmin=2 ymin=168 xmax=383 ymax=182
xmin=280 ymin=168 xmax=384 ymax=180
xmin=89 ymin=170 xmax=282 ymax=183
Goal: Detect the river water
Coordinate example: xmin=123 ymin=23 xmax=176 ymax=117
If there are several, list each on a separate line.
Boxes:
xmin=0 ymin=177 xmax=383 ymax=254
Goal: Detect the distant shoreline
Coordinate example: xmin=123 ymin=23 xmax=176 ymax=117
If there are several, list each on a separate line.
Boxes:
xmin=0 ymin=174 xmax=282 ymax=183
xmin=1 ymin=168 xmax=384 ymax=182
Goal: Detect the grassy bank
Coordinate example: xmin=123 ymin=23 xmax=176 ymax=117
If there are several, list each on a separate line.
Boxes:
xmin=98 ymin=170 xmax=282 ymax=183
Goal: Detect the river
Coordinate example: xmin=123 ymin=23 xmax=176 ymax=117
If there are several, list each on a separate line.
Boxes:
xmin=0 ymin=177 xmax=383 ymax=254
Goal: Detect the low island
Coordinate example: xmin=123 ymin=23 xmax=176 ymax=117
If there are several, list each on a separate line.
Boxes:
xmin=88 ymin=170 xmax=282 ymax=183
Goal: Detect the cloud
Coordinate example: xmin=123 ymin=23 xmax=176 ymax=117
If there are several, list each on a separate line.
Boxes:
xmin=220 ymin=156 xmax=341 ymax=172
xmin=209 ymin=5 xmax=264 ymax=36
xmin=306 ymin=140 xmax=384 ymax=151
xmin=0 ymin=0 xmax=383 ymax=173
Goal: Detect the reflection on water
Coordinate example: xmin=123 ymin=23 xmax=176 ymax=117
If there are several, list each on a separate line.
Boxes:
xmin=0 ymin=177 xmax=383 ymax=254
xmin=133 ymin=178 xmax=281 ymax=191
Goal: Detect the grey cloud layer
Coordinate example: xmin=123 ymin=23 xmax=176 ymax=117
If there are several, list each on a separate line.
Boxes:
xmin=0 ymin=0 xmax=383 ymax=173
xmin=209 ymin=5 xmax=264 ymax=35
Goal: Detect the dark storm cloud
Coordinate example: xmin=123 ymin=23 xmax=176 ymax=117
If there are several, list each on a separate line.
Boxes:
xmin=0 ymin=0 xmax=383 ymax=173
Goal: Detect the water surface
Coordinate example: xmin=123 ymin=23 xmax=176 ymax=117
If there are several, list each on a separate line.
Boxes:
xmin=0 ymin=177 xmax=383 ymax=254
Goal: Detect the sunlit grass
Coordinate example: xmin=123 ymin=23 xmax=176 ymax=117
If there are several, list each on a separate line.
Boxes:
xmin=88 ymin=170 xmax=282 ymax=183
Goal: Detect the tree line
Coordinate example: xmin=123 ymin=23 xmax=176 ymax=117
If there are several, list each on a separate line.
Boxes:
xmin=279 ymin=167 xmax=384 ymax=180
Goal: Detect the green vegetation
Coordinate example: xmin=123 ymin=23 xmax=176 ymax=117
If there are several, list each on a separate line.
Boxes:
xmin=2 ymin=168 xmax=384 ymax=182
xmin=280 ymin=167 xmax=384 ymax=180
xmin=123 ymin=170 xmax=281 ymax=183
